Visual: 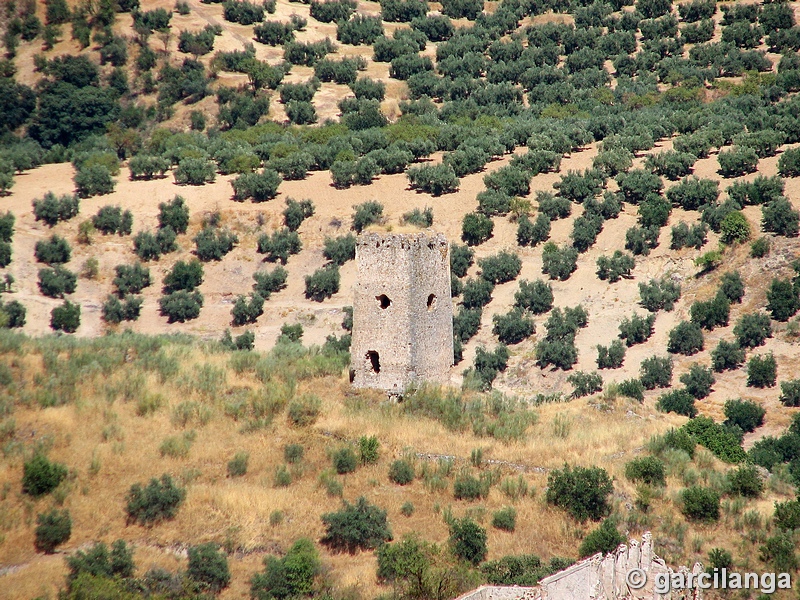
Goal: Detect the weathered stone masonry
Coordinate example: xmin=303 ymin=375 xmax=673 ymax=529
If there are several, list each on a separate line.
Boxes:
xmin=351 ymin=231 xmax=454 ymax=392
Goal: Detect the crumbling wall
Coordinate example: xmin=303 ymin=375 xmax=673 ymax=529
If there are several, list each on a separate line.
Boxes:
xmin=351 ymin=231 xmax=453 ymax=391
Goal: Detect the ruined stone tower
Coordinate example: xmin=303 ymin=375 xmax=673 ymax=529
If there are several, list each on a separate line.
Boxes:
xmin=351 ymin=230 xmax=453 ymax=392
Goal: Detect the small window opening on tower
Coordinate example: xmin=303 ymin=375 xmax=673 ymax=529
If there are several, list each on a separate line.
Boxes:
xmin=367 ymin=351 xmax=380 ymax=373
xmin=377 ymin=294 xmax=391 ymax=309
xmin=427 ymin=294 xmax=437 ymax=311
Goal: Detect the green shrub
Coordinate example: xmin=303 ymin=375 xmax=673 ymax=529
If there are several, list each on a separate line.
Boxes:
xmin=567 ymin=371 xmax=603 ymax=398
xmin=163 ymin=260 xmax=203 ymax=293
xmin=473 ymin=344 xmax=509 ymax=388
xmin=407 ymin=163 xmax=459 ymax=196
xmin=450 ymin=243 xmax=474 ymax=278
xmin=388 ymin=459 xmax=414 ymax=485
xmin=284 ymin=444 xmax=304 ymax=463
xmin=625 ymin=456 xmax=666 ymax=486
xmin=639 ymin=278 xmax=681 ymax=312
xmin=596 ymin=339 xmax=625 ymax=369
xmin=74 ymin=164 xmax=115 ymax=197
xmin=194 ymin=227 xmax=238 ymax=261
xmin=670 ymin=222 xmax=707 ymax=250
xmin=734 ymin=313 xmax=772 ymax=348
xmin=321 ymin=496 xmax=392 ymax=553
xmin=719 ymin=271 xmax=745 ymax=304
xmin=579 ymin=518 xmax=625 ymax=558
xmin=778 ymin=147 xmax=800 ymax=177
xmin=514 ymin=280 xmax=553 ymax=314
xmin=759 ymin=532 xmax=798 ymax=572
xmin=288 ymin=394 xmax=321 ymax=427
xmin=323 ymin=235 xmax=356 ymax=265
xmin=545 ymin=464 xmax=613 ymax=522
xmin=400 ymin=502 xmax=414 ymax=516
xmin=640 ymin=356 xmax=673 ymax=390
xmin=541 ymin=242 xmax=578 ymax=281
xmin=283 ymin=198 xmax=315 ymax=231
xmin=257 ymin=228 xmax=302 ymax=264
xmin=22 ymin=454 xmax=68 ymax=497
xmin=38 ymin=266 xmax=77 ymax=298
xmin=667 ymin=321 xmax=704 ymax=355
xmin=461 ymin=212 xmax=494 ymax=246
xmin=680 ymin=363 xmax=715 ymax=399
xmin=102 ymin=294 xmax=143 ymax=324
xmin=304 ymin=265 xmax=340 ymax=301
xmin=231 ymin=169 xmax=281 ymax=202
xmin=333 ymin=447 xmax=358 ymax=474
xmin=231 ymin=293 xmax=264 ymax=326
xmin=625 ymin=225 xmax=660 ymax=256
xmin=449 ymin=517 xmax=487 ymax=565
xmin=492 ymin=507 xmax=517 ymax=532
xmin=766 ymin=277 xmax=800 ymax=321
xmin=34 ymin=508 xmax=71 ymax=553
xmin=537 ymin=192 xmax=572 ymax=220
xmin=479 ymin=251 xmax=521 ymax=284
xmin=92 ymin=205 xmax=132 ymax=235
xmin=113 ymin=263 xmax=151 ymax=296
xmin=174 ymin=157 xmax=216 ymax=185
xmin=727 ymin=465 xmax=764 ymax=498
xmin=657 ymin=389 xmax=697 ymax=417
xmin=34 ymin=234 xmax=71 ymax=264
xmin=129 ymin=154 xmax=170 ymax=180
xmin=618 ymin=313 xmax=655 ymax=346
xmin=33 ymin=192 xmax=80 ymax=226
xmin=251 ymin=538 xmax=320 ymax=599
xmin=779 ymin=380 xmax=800 ymax=407
xmin=352 ymin=201 xmax=384 ymax=232
xmin=596 ymin=251 xmax=635 ymax=282
xmin=710 ymin=340 xmax=745 ymax=373
xmin=125 ymin=474 xmax=186 ymax=525
xmin=50 ymin=300 xmax=81 ymax=333
xmin=158 ymin=290 xmax=203 ymax=323
xmin=681 ymin=486 xmax=720 ymax=522
xmin=516 ymin=213 xmax=551 ymax=247
xmin=751 ymin=237 xmax=770 ymax=258
xmin=453 ymin=307 xmax=482 ymax=342
xmin=747 ymin=353 xmax=777 ymax=388
xmin=227 ymin=451 xmax=249 ymax=477
xmin=683 ymin=416 xmax=746 ymax=463
xmin=401 ymin=206 xmax=433 ymax=228
xmin=358 ymin=435 xmax=379 ymax=464
xmin=454 ymin=473 xmax=484 ymax=500
xmin=718 ymin=147 xmax=759 ymax=178
xmin=187 ymin=543 xmax=230 ymax=593
xmin=690 ymin=293 xmax=730 ymax=330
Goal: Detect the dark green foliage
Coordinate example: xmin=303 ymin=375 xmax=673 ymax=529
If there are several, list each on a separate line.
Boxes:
xmin=187 ymin=543 xmax=230 ymax=592
xmin=320 ymin=496 xmax=392 ymax=553
xmin=567 ymin=371 xmax=602 ymax=398
xmin=158 ymin=290 xmax=204 ymax=323
xmin=350 ymin=77 xmax=386 ymax=100
xmin=536 ymin=307 xmax=586 ymax=371
xmin=338 ymin=15 xmax=383 ymax=45
xmin=681 ymin=486 xmax=720 ymax=522
xmin=163 ymin=260 xmax=203 ymax=293
xmin=333 ymin=447 xmax=358 ymax=474
xmin=401 ymin=206 xmax=433 ymax=228
xmin=541 ymin=242 xmax=578 ymax=281
xmin=492 ymin=309 xmax=534 ymax=345
xmin=616 ymin=169 xmax=663 ymax=204
xmin=690 ymin=292 xmax=730 ymax=330
xmin=680 ymin=363 xmax=715 ymax=399
xmin=640 ymin=356 xmax=673 ymax=390
xmin=747 ymin=353 xmax=777 ymax=388
xmin=667 ymin=321 xmax=704 ymax=355
xmin=578 ymin=519 xmax=624 ymax=558
xmin=767 ymin=277 xmax=800 ymax=321
xmin=625 ymin=225 xmax=660 ymax=256
xmin=102 ymin=294 xmax=143 ymax=324
xmin=734 ymin=312 xmax=772 ymax=348
xmin=638 ymin=278 xmax=681 ymax=312
xmin=479 ymin=251 xmax=521 ymax=284
xmin=711 ymin=340 xmax=745 ymax=373
xmin=516 ymin=213 xmax=551 ymax=247
xmin=0 ymin=211 xmax=14 ymax=243
xmin=35 ymin=508 xmax=71 ymax=553
xmin=778 ymin=148 xmax=800 ymax=177
xmin=132 ymin=227 xmax=177 ymax=261
xmin=34 ymin=234 xmax=71 ymax=265
xmin=616 ymin=378 xmax=644 ymax=402
xmin=453 ymin=307 xmax=482 ymax=342
xmin=751 ymin=236 xmax=770 ymax=257
xmin=596 ymin=339 xmax=625 ymax=369
xmin=22 ymin=454 xmax=67 ymax=497
xmin=481 ymin=554 xmax=573 ymax=587
xmin=174 ymin=158 xmax=216 ymax=186
xmin=277 ymin=323 xmax=303 ymax=344
xmin=221 ymin=329 xmax=255 ymax=351
xmin=646 ymin=150 xmax=696 ymax=181
xmin=380 ymin=0 xmax=428 ymax=22
xmin=545 ymin=464 xmax=613 ymax=522
xmin=125 ymin=475 xmax=186 ymax=525
xmin=251 ymin=538 xmax=320 ymax=600
xmin=388 ymin=460 xmax=414 ymax=485
xmin=779 ymin=380 xmax=800 ymax=407
xmin=718 ymin=147 xmax=759 ymax=178
xmin=514 ymin=280 xmax=553 ymax=314
xmin=232 ymin=169 xmax=282 ymax=202
xmin=231 ymin=293 xmax=264 ymax=326
xmin=74 ymin=165 xmax=115 ymax=198
xmin=305 ymin=265 xmax=340 ymax=301
xmin=670 ymin=222 xmax=707 ymax=250
xmin=728 ymin=175 xmax=784 ymax=206
xmin=253 ymin=267 xmax=288 ymax=298
xmin=666 ymin=176 xmax=719 ymax=211
xmin=323 ymin=234 xmax=356 ymax=265
xmin=311 ymin=0 xmax=357 ymax=23
xmin=571 ymin=214 xmax=603 ymax=253
xmin=462 ymin=278 xmax=494 ymax=309
xmin=92 ymin=205 xmax=132 ymax=235
xmin=66 ymin=540 xmax=135 ymax=583
xmin=625 ymin=456 xmax=666 ymax=486
xmin=461 ymin=212 xmax=494 ymax=246
xmin=473 ymin=344 xmax=510 ymax=388
xmin=759 ymin=532 xmax=798 ymax=572
xmin=194 ymin=227 xmax=238 ymax=261
xmin=657 ymin=389 xmax=697 ymax=417
xmin=283 ymin=198 xmax=315 ymax=231
xmin=638 ymin=195 xmax=671 ymax=229
xmin=537 ymin=192 xmax=572 ymax=220
xmin=129 ymin=155 xmax=170 ymax=180
xmin=254 ymin=21 xmax=295 ymax=46
xmin=38 ymin=266 xmax=77 ymax=298
xmin=724 ymin=398 xmax=765 ymax=433
xmin=719 ymin=271 xmax=744 ymax=304
xmin=492 ymin=507 xmax=516 ymax=532
xmin=719 ymin=210 xmax=751 ymax=244
xmin=286 ymin=101 xmax=317 ymax=125
xmin=476 ymin=189 xmax=511 ymax=216
xmin=554 ymin=169 xmax=605 ymax=204
xmin=596 ymin=251 xmax=635 ymax=282
xmin=450 ymin=243 xmax=473 ymax=278
xmin=484 ymin=166 xmax=530 ymax=197
xmin=407 ymin=164 xmax=460 ymax=196
xmin=618 ymin=313 xmax=655 ymax=346
xmin=762 ymin=198 xmax=800 ymax=237
xmin=0 ymin=299 xmax=26 ymax=329
xmin=257 ymin=229 xmax=302 ymax=264
xmin=50 ymin=300 xmax=81 ymax=333
xmin=33 ymin=192 xmax=80 ymax=227
xmin=449 ymin=517 xmax=487 ymax=565
xmin=453 ymin=473 xmax=484 ymax=500
xmin=352 ymin=201 xmax=384 ymax=233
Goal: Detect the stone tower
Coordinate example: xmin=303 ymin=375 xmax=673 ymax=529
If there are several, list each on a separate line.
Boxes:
xmin=351 ymin=230 xmax=453 ymax=392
